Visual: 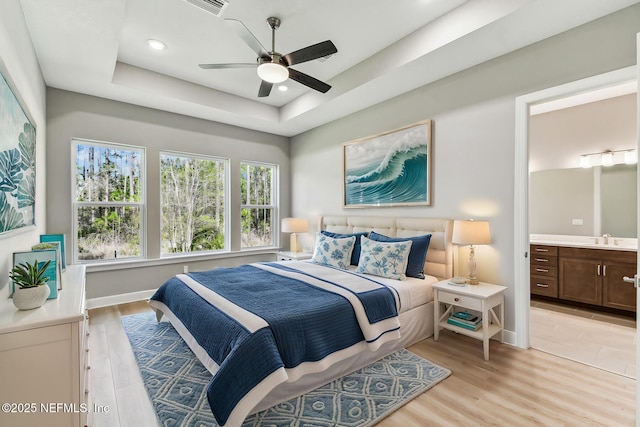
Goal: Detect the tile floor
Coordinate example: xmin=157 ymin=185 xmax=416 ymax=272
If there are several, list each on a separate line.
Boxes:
xmin=530 ymin=299 xmax=636 ymax=379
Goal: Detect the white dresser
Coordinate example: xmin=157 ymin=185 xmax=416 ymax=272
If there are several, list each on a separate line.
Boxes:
xmin=0 ymin=265 xmax=89 ymax=427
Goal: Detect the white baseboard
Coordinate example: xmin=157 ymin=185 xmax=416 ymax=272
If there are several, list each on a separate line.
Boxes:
xmin=87 ymin=289 xmax=156 ymax=309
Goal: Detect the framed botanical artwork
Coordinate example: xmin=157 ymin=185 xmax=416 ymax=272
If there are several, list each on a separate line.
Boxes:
xmin=343 ymin=119 xmax=431 ymax=207
xmin=0 ymin=71 xmax=36 ymax=236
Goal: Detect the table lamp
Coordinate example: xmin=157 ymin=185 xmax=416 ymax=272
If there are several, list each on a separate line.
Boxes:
xmin=452 ymin=219 xmax=491 ymax=285
xmin=281 ymin=218 xmax=308 ymax=253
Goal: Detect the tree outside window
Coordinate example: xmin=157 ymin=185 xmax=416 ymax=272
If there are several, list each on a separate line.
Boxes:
xmin=73 ymin=140 xmax=144 ymax=262
xmin=241 ymin=162 xmax=277 ymax=248
xmin=160 ymin=152 xmax=228 ymax=255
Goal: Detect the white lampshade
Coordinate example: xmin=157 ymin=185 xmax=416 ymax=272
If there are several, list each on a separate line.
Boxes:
xmin=282 ymin=218 xmax=308 ymax=253
xmin=452 ymin=220 xmax=491 ymax=245
xmin=452 ymin=219 xmax=491 ymax=285
xmin=257 ymin=62 xmax=288 ymax=83
xmin=281 ymin=218 xmax=308 ymax=233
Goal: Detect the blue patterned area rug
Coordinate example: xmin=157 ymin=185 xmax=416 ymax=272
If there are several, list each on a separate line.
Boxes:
xmin=122 ymin=312 xmax=451 ymax=427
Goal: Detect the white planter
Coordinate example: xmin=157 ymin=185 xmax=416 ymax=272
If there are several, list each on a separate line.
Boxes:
xmin=13 ymin=285 xmax=50 ymax=310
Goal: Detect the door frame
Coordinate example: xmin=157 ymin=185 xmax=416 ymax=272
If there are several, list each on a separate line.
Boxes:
xmin=513 ymin=65 xmax=637 ymax=349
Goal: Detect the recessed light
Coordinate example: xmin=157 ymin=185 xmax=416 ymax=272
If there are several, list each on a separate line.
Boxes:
xmin=277 ymin=85 xmax=288 ymax=92
xmin=147 ymin=39 xmax=167 ymax=50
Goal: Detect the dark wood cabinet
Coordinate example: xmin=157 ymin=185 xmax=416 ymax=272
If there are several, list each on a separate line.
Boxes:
xmin=559 ymin=257 xmax=602 ymax=305
xmin=558 ymin=247 xmax=636 ymax=313
xmin=530 ymin=245 xmax=558 ymax=298
xmin=602 ymin=260 xmax=637 ymax=312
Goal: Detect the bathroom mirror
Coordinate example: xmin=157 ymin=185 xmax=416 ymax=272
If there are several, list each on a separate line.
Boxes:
xmin=530 ymin=164 xmax=637 ymax=238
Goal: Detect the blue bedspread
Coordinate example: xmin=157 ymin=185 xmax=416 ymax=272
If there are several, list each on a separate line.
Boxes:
xmin=148 ymin=261 xmax=401 ymax=427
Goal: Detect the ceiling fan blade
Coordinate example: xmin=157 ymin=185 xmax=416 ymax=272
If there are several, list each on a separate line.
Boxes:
xmin=288 ymin=68 xmax=331 ymax=93
xmin=199 ymin=63 xmax=257 ymax=69
xmin=224 ymin=19 xmax=269 ymax=59
xmin=258 ymin=80 xmax=273 ymax=97
xmin=283 ymin=40 xmax=337 ymax=66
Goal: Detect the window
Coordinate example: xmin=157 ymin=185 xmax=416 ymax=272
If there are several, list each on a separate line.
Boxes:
xmin=160 ymin=152 xmax=228 ymax=255
xmin=73 ymin=139 xmax=145 ymax=262
xmin=241 ymin=162 xmax=277 ymax=248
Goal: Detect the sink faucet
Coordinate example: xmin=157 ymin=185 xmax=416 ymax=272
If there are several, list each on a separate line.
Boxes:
xmin=602 ymin=233 xmax=611 ymax=245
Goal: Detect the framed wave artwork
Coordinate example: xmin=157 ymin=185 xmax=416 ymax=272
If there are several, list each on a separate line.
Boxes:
xmin=343 ymin=119 xmax=431 ymax=207
xmin=0 ymin=70 xmax=36 ymax=236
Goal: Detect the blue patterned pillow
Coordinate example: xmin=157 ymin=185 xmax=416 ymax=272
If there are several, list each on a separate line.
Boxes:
xmin=356 ymin=236 xmax=412 ymax=280
xmin=311 ymin=233 xmax=356 ymax=270
xmin=320 ymin=230 xmax=369 ymax=265
xmin=369 ymin=231 xmax=432 ymax=279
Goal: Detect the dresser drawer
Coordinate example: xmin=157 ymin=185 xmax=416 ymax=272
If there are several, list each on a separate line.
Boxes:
xmin=530 ymin=254 xmax=558 ymax=267
xmin=530 ymin=276 xmax=558 ymax=298
xmin=437 ymin=290 xmax=482 ymax=311
xmin=531 ymin=245 xmax=558 ymax=256
xmin=530 ymin=265 xmax=557 ymax=277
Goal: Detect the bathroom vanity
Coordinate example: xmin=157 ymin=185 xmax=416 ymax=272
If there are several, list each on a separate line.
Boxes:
xmin=530 ymin=236 xmax=637 ymax=313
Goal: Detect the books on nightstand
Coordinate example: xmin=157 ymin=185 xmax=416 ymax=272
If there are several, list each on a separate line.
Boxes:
xmin=447 ymin=311 xmax=482 ymax=331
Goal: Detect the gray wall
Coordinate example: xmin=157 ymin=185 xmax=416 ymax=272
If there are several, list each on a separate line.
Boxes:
xmin=601 ymin=164 xmax=637 ymax=237
xmin=46 ymin=89 xmax=290 ymax=299
xmin=290 ymin=4 xmax=640 ymax=332
xmin=0 ymin=0 xmax=47 ymax=293
xmin=530 ymin=165 xmax=637 ymax=237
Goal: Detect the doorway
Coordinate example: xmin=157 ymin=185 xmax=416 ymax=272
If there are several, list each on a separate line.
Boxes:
xmin=513 ymin=66 xmax=638 ymax=373
xmin=527 ymin=87 xmax=637 ymax=377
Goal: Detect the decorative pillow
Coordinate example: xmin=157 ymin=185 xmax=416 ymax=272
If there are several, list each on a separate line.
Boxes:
xmin=311 ymin=233 xmax=356 ymax=270
xmin=356 ymin=236 xmax=412 ymax=280
xmin=320 ymin=230 xmax=369 ymax=265
xmin=369 ymin=231 xmax=432 ymax=279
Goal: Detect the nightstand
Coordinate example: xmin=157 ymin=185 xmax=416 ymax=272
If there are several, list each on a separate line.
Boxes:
xmin=433 ymin=280 xmax=507 ymax=361
xmin=277 ymin=251 xmax=312 ymax=261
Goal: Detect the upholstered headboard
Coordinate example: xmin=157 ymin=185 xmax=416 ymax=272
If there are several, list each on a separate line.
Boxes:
xmin=317 ymin=215 xmax=453 ymax=280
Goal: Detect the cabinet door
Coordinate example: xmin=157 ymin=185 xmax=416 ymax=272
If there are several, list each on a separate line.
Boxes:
xmin=559 ymin=257 xmax=602 ymax=305
xmin=602 ymin=261 xmax=637 ymax=312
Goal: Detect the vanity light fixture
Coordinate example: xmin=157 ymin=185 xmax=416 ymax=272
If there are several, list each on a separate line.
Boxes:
xmin=624 ymin=150 xmax=637 ymax=164
xmin=579 ymin=149 xmax=637 ymax=168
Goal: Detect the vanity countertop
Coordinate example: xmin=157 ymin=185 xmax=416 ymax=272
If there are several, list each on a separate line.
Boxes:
xmin=530 ymin=234 xmax=637 ymax=252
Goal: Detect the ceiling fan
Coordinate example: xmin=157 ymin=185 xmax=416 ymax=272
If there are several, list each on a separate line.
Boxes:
xmin=199 ymin=17 xmax=338 ymax=98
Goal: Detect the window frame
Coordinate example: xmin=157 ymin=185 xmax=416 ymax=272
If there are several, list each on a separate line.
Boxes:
xmin=71 ymin=138 xmax=147 ymax=264
xmin=159 ymin=150 xmax=231 ymax=257
xmin=240 ymin=161 xmax=279 ymax=250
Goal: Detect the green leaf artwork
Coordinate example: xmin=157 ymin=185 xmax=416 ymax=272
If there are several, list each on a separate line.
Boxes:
xmin=0 ymin=71 xmax=36 ymax=235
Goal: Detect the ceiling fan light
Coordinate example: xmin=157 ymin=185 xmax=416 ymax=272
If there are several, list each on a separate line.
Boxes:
xmin=257 ymin=62 xmax=288 ymax=83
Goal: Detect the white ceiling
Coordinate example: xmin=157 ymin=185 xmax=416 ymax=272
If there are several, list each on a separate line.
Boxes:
xmin=19 ymin=0 xmax=640 ymax=137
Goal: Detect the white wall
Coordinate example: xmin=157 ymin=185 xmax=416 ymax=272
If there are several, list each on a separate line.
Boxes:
xmin=290 ymin=4 xmax=640 ymax=333
xmin=529 ymin=93 xmax=637 ymax=172
xmin=46 ymin=89 xmax=290 ymax=299
xmin=0 ymin=0 xmax=47 ymax=294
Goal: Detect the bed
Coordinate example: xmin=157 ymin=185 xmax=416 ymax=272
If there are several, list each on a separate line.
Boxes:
xmin=149 ymin=215 xmax=453 ymax=427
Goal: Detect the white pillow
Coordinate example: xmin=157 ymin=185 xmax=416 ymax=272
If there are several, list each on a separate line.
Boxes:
xmin=356 ymin=236 xmax=412 ymax=280
xmin=311 ymin=232 xmax=356 ymax=270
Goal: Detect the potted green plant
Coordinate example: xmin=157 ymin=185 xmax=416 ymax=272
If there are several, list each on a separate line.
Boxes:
xmin=10 ymin=260 xmax=51 ymax=310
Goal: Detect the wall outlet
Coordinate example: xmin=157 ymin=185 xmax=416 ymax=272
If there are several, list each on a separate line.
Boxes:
xmin=183 ymin=265 xmax=189 ymax=273
xmin=572 ymin=219 xmax=583 ymax=226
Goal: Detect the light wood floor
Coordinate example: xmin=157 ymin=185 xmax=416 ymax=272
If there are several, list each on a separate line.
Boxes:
xmin=89 ymin=301 xmax=636 ymax=427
